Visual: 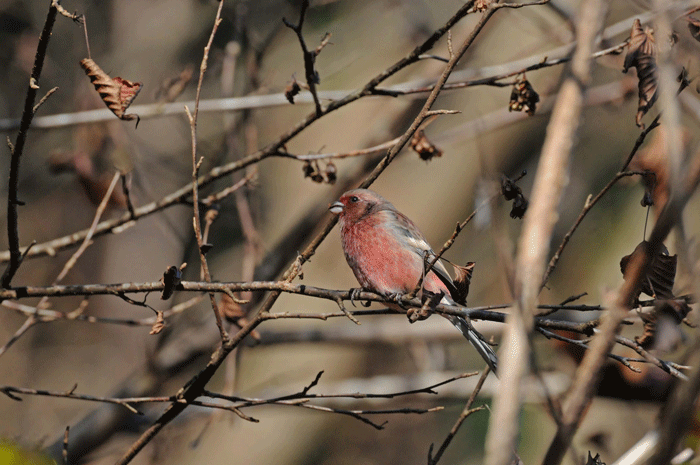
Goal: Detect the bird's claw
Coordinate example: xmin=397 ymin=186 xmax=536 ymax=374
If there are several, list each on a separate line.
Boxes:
xmin=350 ymin=287 xmax=369 ymax=307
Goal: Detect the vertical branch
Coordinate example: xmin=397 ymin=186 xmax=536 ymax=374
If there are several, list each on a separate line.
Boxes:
xmin=484 ymin=1 xmax=608 ymax=465
xmin=1 ymin=1 xmax=59 ymax=288
xmin=185 ymin=0 xmax=229 ymax=343
xmin=283 ymin=0 xmax=323 ymax=116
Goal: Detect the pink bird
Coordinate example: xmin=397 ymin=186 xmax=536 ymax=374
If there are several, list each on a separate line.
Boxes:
xmin=330 ymin=188 xmax=498 ymax=373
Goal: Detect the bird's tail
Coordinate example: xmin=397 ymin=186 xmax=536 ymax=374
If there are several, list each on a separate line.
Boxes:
xmin=450 ymin=316 xmax=498 ymax=374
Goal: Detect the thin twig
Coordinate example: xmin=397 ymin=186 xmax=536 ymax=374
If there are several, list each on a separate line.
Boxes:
xmin=32 ymin=86 xmax=58 ymax=113
xmin=0 ymin=316 xmax=38 ymax=357
xmin=541 ymin=168 xmax=656 ymax=289
xmin=1 ymin=295 xmax=204 ymax=327
xmin=428 ymin=367 xmax=491 ymax=465
xmin=185 ymin=0 xmax=228 ymax=343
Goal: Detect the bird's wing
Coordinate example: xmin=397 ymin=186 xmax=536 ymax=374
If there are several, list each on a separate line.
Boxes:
xmin=385 ymin=209 xmax=461 ymax=299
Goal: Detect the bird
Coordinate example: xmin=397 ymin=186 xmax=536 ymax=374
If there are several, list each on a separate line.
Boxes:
xmin=329 ymin=188 xmax=498 ymax=373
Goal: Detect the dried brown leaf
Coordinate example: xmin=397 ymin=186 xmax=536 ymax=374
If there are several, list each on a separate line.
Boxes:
xmin=451 ymin=262 xmax=475 ymax=305
xmin=620 ymin=241 xmax=677 ymax=301
xmin=623 ymin=19 xmax=657 ymax=128
xmin=80 ymin=58 xmax=142 ymax=125
xmin=150 ymin=311 xmax=165 ymax=335
xmin=410 ymin=129 xmax=442 ymax=161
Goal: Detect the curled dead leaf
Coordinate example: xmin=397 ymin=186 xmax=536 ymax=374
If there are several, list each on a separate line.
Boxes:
xmin=80 ymin=58 xmax=142 ymax=126
xmin=451 ymin=262 xmax=475 ymax=305
xmin=150 ymin=311 xmax=165 ymax=335
xmin=620 ymin=241 xmax=677 ymax=301
xmin=410 ymin=129 xmax=442 ymax=161
xmin=622 ymin=19 xmax=657 ymax=128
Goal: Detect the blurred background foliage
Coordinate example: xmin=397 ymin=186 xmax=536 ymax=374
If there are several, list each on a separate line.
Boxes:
xmin=0 ymin=0 xmax=698 ymax=464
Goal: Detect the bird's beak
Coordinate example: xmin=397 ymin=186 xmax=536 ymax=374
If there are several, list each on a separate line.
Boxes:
xmin=329 ymin=201 xmax=343 ymax=215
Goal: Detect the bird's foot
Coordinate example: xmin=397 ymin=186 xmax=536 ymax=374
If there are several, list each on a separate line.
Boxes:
xmin=349 ymin=288 xmax=372 ymax=307
xmin=387 ymin=292 xmax=407 ymax=308
xmin=407 ymin=290 xmax=442 ymax=323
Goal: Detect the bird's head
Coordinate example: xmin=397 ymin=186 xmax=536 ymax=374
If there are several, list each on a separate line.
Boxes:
xmin=329 ymin=189 xmax=390 ymax=224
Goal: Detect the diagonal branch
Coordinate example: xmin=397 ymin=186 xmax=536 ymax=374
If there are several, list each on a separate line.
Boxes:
xmin=1 ymin=1 xmax=59 ymax=288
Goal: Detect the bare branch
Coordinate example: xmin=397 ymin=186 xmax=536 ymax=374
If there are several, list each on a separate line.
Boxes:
xmin=1 ymin=1 xmax=59 ymax=287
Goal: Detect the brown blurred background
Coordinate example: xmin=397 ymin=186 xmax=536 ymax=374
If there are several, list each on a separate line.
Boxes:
xmin=0 ymin=0 xmax=699 ymax=464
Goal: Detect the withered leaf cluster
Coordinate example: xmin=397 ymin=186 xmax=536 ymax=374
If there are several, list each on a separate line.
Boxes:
xmin=508 ymin=74 xmax=539 ymax=116
xmin=500 ymin=172 xmax=528 ymax=219
xmin=623 ymin=19 xmax=658 ymax=128
xmin=80 ymin=58 xmax=143 ymax=126
xmin=410 ymin=129 xmax=443 ymax=161
xmin=620 ymin=241 xmax=692 ymax=349
xmin=303 ymin=160 xmax=336 ymax=184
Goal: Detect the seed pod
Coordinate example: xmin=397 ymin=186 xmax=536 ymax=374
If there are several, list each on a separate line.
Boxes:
xmin=509 ymin=74 xmax=539 ymax=116
xmin=410 ymin=129 xmax=443 ymax=161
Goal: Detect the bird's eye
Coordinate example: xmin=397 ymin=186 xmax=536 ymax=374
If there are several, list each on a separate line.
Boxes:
xmin=350 ymin=196 xmax=359 ymax=203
